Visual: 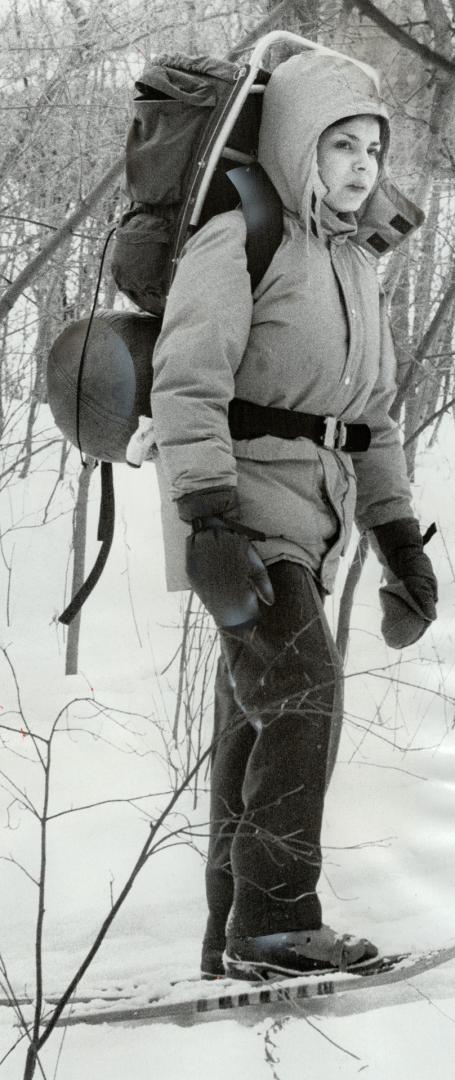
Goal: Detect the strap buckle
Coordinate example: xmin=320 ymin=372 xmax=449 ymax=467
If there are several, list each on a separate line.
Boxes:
xmin=323 ymin=416 xmax=346 ymax=450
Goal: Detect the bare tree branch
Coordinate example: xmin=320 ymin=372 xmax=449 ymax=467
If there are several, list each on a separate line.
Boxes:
xmin=0 ymin=855 xmax=39 ymax=887
xmin=227 ymin=0 xmax=312 ymax=58
xmin=350 ymin=0 xmax=455 ymax=75
xmin=423 ymin=0 xmax=452 ymax=48
xmin=1 ymin=647 xmax=46 ymax=768
xmin=0 ymin=439 xmax=63 ymax=489
xmin=391 ymin=274 xmax=455 ymax=418
xmin=0 ymin=954 xmax=48 ymax=1080
xmin=403 ymin=392 xmax=455 ymax=449
xmin=0 ymin=158 xmax=123 ymax=324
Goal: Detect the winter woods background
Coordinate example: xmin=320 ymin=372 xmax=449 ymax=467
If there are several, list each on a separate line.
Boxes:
xmin=2 ymin=2 xmax=455 ymax=1078
xmin=3 ymin=0 xmax=455 ymax=655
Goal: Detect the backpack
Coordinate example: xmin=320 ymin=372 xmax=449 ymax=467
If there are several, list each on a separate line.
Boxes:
xmin=47 ymin=49 xmax=283 ymax=625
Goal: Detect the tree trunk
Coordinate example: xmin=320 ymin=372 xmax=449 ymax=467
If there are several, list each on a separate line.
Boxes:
xmin=23 ymin=1043 xmax=38 ymax=1080
xmin=404 ymin=184 xmax=445 ymax=478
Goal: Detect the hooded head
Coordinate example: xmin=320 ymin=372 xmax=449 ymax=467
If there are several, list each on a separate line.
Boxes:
xmin=258 ymin=50 xmax=390 ymax=235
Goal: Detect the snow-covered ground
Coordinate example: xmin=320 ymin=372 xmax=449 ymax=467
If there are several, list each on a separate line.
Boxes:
xmin=1 ymin=410 xmax=455 ymax=1078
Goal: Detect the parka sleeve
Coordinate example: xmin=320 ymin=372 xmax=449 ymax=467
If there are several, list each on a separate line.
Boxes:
xmin=352 ymin=290 xmax=414 ymax=531
xmin=150 ymin=210 xmax=253 ymax=500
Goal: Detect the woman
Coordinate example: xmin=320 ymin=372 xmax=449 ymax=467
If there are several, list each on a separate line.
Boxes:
xmin=151 ymin=50 xmax=437 ymax=979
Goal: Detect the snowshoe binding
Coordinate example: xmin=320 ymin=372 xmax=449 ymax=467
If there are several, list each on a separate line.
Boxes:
xmin=225 ymin=925 xmax=379 ymax=980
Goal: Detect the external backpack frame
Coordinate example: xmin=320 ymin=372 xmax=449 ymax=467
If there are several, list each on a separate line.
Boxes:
xmin=111 ymin=53 xmax=273 ymax=314
xmin=48 ymin=32 xmax=298 ymax=625
xmin=46 ymin=31 xmax=424 ymax=626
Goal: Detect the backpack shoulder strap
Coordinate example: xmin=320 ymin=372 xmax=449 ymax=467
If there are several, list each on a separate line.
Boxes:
xmin=226 ymin=163 xmax=283 ymax=292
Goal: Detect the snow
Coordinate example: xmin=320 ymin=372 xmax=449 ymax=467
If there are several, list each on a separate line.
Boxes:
xmin=1 ymin=411 xmax=455 ymax=1077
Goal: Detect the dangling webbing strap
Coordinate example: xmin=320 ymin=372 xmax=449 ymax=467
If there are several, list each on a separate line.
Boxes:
xmin=422 ymin=522 xmax=437 ymax=546
xmin=59 ymin=226 xmax=117 ymax=626
xmin=59 ymin=462 xmax=115 ymax=625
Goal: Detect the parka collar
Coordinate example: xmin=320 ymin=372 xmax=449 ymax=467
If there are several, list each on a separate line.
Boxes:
xmin=320 ymin=202 xmax=358 ymax=243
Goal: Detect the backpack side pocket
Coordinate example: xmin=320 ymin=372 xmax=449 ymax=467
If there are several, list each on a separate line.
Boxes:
xmin=111 ymin=209 xmax=170 ymax=315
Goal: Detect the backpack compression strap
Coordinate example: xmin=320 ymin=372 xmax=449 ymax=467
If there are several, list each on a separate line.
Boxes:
xmin=59 ymin=461 xmax=115 ymax=625
xmin=226 ymin=163 xmax=283 ymax=291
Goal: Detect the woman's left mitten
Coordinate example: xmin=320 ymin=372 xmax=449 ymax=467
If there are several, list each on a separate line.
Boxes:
xmin=372 ymin=518 xmax=437 ymax=648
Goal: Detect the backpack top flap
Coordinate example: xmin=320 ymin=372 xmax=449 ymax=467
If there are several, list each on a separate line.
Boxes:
xmin=135 ymin=52 xmax=242 ymax=99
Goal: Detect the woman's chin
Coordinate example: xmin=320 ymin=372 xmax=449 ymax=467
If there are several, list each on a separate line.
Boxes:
xmin=324 ymin=191 xmax=368 ymax=214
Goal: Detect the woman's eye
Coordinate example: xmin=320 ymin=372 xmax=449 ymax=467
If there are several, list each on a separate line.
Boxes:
xmin=334 ymin=141 xmax=380 ymax=157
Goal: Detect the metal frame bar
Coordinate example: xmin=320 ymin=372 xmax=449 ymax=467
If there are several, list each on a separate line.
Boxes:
xmin=189 ymin=30 xmax=380 ymax=228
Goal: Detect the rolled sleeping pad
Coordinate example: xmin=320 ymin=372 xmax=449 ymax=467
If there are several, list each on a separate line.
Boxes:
xmin=46 ymin=309 xmax=161 ymax=462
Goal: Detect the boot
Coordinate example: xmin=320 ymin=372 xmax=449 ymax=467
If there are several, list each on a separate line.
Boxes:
xmin=225 ymin=925 xmax=378 ymax=979
xmin=200 ymin=944 xmax=225 ymax=979
xmin=200 ymin=917 xmax=226 ymax=979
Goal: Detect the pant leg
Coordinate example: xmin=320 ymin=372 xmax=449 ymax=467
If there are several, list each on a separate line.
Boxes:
xmin=220 ymin=561 xmax=344 ymax=940
xmin=202 ymin=653 xmax=256 ymax=964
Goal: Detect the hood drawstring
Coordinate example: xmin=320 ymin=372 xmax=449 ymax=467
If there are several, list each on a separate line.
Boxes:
xmin=308 ymin=157 xmax=327 ymax=244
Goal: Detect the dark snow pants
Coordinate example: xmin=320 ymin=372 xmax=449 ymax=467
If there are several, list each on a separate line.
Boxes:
xmin=202 ymin=560 xmax=344 ymax=959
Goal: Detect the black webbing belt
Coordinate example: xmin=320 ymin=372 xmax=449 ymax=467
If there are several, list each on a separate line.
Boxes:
xmin=228 ymin=397 xmax=371 ymax=452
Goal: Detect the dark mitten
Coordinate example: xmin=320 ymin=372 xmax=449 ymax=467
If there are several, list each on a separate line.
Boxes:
xmin=177 ymin=487 xmax=274 ymax=629
xmin=372 ymin=518 xmax=437 ymax=648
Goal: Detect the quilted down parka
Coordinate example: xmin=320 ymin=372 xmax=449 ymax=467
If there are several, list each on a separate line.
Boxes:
xmin=151 ymin=50 xmax=423 ymax=593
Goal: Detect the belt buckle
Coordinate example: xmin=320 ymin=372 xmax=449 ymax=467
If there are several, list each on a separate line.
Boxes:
xmin=323 ymin=416 xmax=346 ymax=450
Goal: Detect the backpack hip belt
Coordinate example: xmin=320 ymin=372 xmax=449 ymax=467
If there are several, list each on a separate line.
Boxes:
xmin=228 ymin=398 xmax=371 ymax=452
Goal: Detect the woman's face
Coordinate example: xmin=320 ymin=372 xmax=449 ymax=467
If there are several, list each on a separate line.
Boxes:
xmin=317 ymin=115 xmax=382 ymax=213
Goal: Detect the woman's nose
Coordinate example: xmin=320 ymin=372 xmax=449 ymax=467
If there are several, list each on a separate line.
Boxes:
xmin=354 ymin=149 xmax=370 ymax=171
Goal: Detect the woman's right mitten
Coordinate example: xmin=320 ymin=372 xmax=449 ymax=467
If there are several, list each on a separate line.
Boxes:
xmin=177 ymin=487 xmax=275 ymax=629
xmin=186 ymin=522 xmax=274 ymax=629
